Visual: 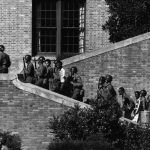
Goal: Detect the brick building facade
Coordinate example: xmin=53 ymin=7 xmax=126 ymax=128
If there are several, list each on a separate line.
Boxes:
xmin=0 ymin=0 xmax=110 ymax=72
xmin=1 ymin=0 xmax=150 ymax=149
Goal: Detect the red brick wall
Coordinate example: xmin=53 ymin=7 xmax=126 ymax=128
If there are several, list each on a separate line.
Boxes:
xmin=64 ymin=39 xmax=150 ymax=99
xmin=0 ymin=80 xmax=68 ymax=150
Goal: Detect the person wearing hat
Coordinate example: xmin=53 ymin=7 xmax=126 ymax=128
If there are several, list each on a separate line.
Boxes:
xmin=97 ymin=76 xmax=106 ymax=100
xmin=23 ymin=55 xmax=35 ymax=83
xmin=69 ymin=66 xmax=84 ymax=101
xmin=0 ymin=45 xmax=11 ymax=73
xmin=35 ymin=56 xmax=47 ymax=87
xmin=103 ymin=74 xmax=116 ymax=99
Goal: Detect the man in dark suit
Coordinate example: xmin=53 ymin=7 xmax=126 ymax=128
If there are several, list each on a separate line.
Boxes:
xmin=0 ymin=45 xmax=11 ymax=73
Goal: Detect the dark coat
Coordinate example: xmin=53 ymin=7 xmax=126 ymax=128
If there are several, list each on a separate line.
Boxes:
xmin=0 ymin=51 xmax=11 ymax=73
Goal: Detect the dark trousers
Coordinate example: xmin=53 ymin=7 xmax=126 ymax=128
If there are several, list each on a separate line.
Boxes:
xmin=0 ymin=68 xmax=8 ymax=73
xmin=72 ymin=88 xmax=83 ymax=102
xmin=35 ymin=78 xmax=44 ymax=87
xmin=25 ymin=76 xmax=34 ymax=84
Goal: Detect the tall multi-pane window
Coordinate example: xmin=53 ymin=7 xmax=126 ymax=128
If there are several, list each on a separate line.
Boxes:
xmin=33 ymin=0 xmax=86 ymax=58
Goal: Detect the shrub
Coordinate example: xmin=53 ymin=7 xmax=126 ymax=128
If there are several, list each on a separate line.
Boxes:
xmin=49 ymin=95 xmax=150 ymax=150
xmin=92 ymin=97 xmax=125 ymax=148
xmin=49 ymin=96 xmax=124 ymax=146
xmin=124 ymin=125 xmax=150 ymax=150
xmin=0 ymin=131 xmax=22 ymax=150
xmin=48 ymin=140 xmax=115 ymax=150
xmin=49 ymin=104 xmax=91 ymax=140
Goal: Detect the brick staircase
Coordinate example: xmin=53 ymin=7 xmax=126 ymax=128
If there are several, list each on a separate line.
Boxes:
xmin=0 ymin=74 xmax=89 ymax=150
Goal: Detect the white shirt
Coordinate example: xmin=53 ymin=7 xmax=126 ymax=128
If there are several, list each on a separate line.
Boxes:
xmin=59 ymin=68 xmax=65 ymax=83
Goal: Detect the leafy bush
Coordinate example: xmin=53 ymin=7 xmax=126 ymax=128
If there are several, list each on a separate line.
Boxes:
xmin=48 ymin=140 xmax=115 ymax=150
xmin=0 ymin=131 xmax=22 ymax=150
xmin=49 ymin=95 xmax=150 ymax=150
xmin=49 ymin=104 xmax=91 ymax=140
xmin=124 ymin=125 xmax=150 ymax=150
xmin=49 ymin=96 xmax=124 ymax=147
xmin=92 ymin=98 xmax=125 ymax=148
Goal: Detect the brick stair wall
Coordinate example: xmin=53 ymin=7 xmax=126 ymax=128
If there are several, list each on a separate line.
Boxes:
xmin=63 ymin=32 xmax=150 ymax=100
xmin=0 ymin=80 xmax=65 ymax=150
xmin=0 ymin=74 xmax=88 ymax=150
xmin=0 ymin=32 xmax=150 ymax=150
xmin=0 ymin=74 xmax=89 ymax=150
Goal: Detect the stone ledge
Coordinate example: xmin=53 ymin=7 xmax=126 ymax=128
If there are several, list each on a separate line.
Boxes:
xmin=0 ymin=74 xmax=17 ymax=80
xmin=12 ymin=78 xmax=90 ymax=109
xmin=62 ymin=32 xmax=150 ymax=66
xmin=0 ymin=58 xmax=24 ymax=81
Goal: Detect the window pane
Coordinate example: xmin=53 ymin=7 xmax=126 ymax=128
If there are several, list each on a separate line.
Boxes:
xmin=34 ymin=0 xmax=56 ymax=53
xmin=33 ymin=0 xmax=85 ymax=55
xmin=62 ymin=0 xmax=85 ymax=54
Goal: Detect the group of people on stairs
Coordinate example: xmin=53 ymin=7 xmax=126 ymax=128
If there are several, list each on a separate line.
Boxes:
xmin=23 ymin=55 xmax=84 ymax=102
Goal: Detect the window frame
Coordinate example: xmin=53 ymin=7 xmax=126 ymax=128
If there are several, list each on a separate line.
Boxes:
xmin=32 ymin=0 xmax=86 ymax=59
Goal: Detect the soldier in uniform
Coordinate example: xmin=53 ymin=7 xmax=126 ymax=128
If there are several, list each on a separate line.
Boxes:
xmin=97 ymin=76 xmax=106 ymax=100
xmin=69 ymin=66 xmax=84 ymax=101
xmin=104 ymin=74 xmax=116 ymax=99
xmin=35 ymin=56 xmax=47 ymax=87
xmin=24 ymin=55 xmax=35 ymax=83
xmin=0 ymin=45 xmax=11 ymax=73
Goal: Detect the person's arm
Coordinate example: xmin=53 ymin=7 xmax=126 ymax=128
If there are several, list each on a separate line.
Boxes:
xmin=24 ymin=63 xmax=33 ymax=75
xmin=71 ymin=75 xmax=83 ymax=88
xmin=61 ymin=68 xmax=65 ymax=83
xmin=6 ymin=55 xmax=11 ymax=67
xmin=38 ymin=66 xmax=47 ymax=78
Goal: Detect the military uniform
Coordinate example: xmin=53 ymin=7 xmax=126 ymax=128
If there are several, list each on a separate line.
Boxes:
xmin=0 ymin=51 xmax=11 ymax=73
xmin=97 ymin=85 xmax=106 ymax=100
xmin=24 ymin=62 xmax=35 ymax=83
xmin=104 ymin=82 xmax=116 ymax=99
xmin=71 ymin=73 xmax=83 ymax=101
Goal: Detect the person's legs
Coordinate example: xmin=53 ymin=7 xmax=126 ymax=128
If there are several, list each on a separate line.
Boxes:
xmin=25 ymin=76 xmax=33 ymax=83
xmin=72 ymin=88 xmax=80 ymax=101
xmin=2 ymin=68 xmax=8 ymax=73
xmin=35 ymin=78 xmax=44 ymax=87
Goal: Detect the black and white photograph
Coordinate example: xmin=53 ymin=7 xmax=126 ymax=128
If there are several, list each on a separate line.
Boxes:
xmin=0 ymin=0 xmax=150 ymax=149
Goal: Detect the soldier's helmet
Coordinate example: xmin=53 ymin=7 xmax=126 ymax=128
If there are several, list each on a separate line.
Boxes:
xmin=38 ymin=56 xmax=45 ymax=63
xmin=105 ymin=74 xmax=113 ymax=82
xmin=99 ymin=76 xmax=106 ymax=84
xmin=140 ymin=90 xmax=147 ymax=97
xmin=0 ymin=45 xmax=5 ymax=52
xmin=25 ymin=55 xmax=31 ymax=62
